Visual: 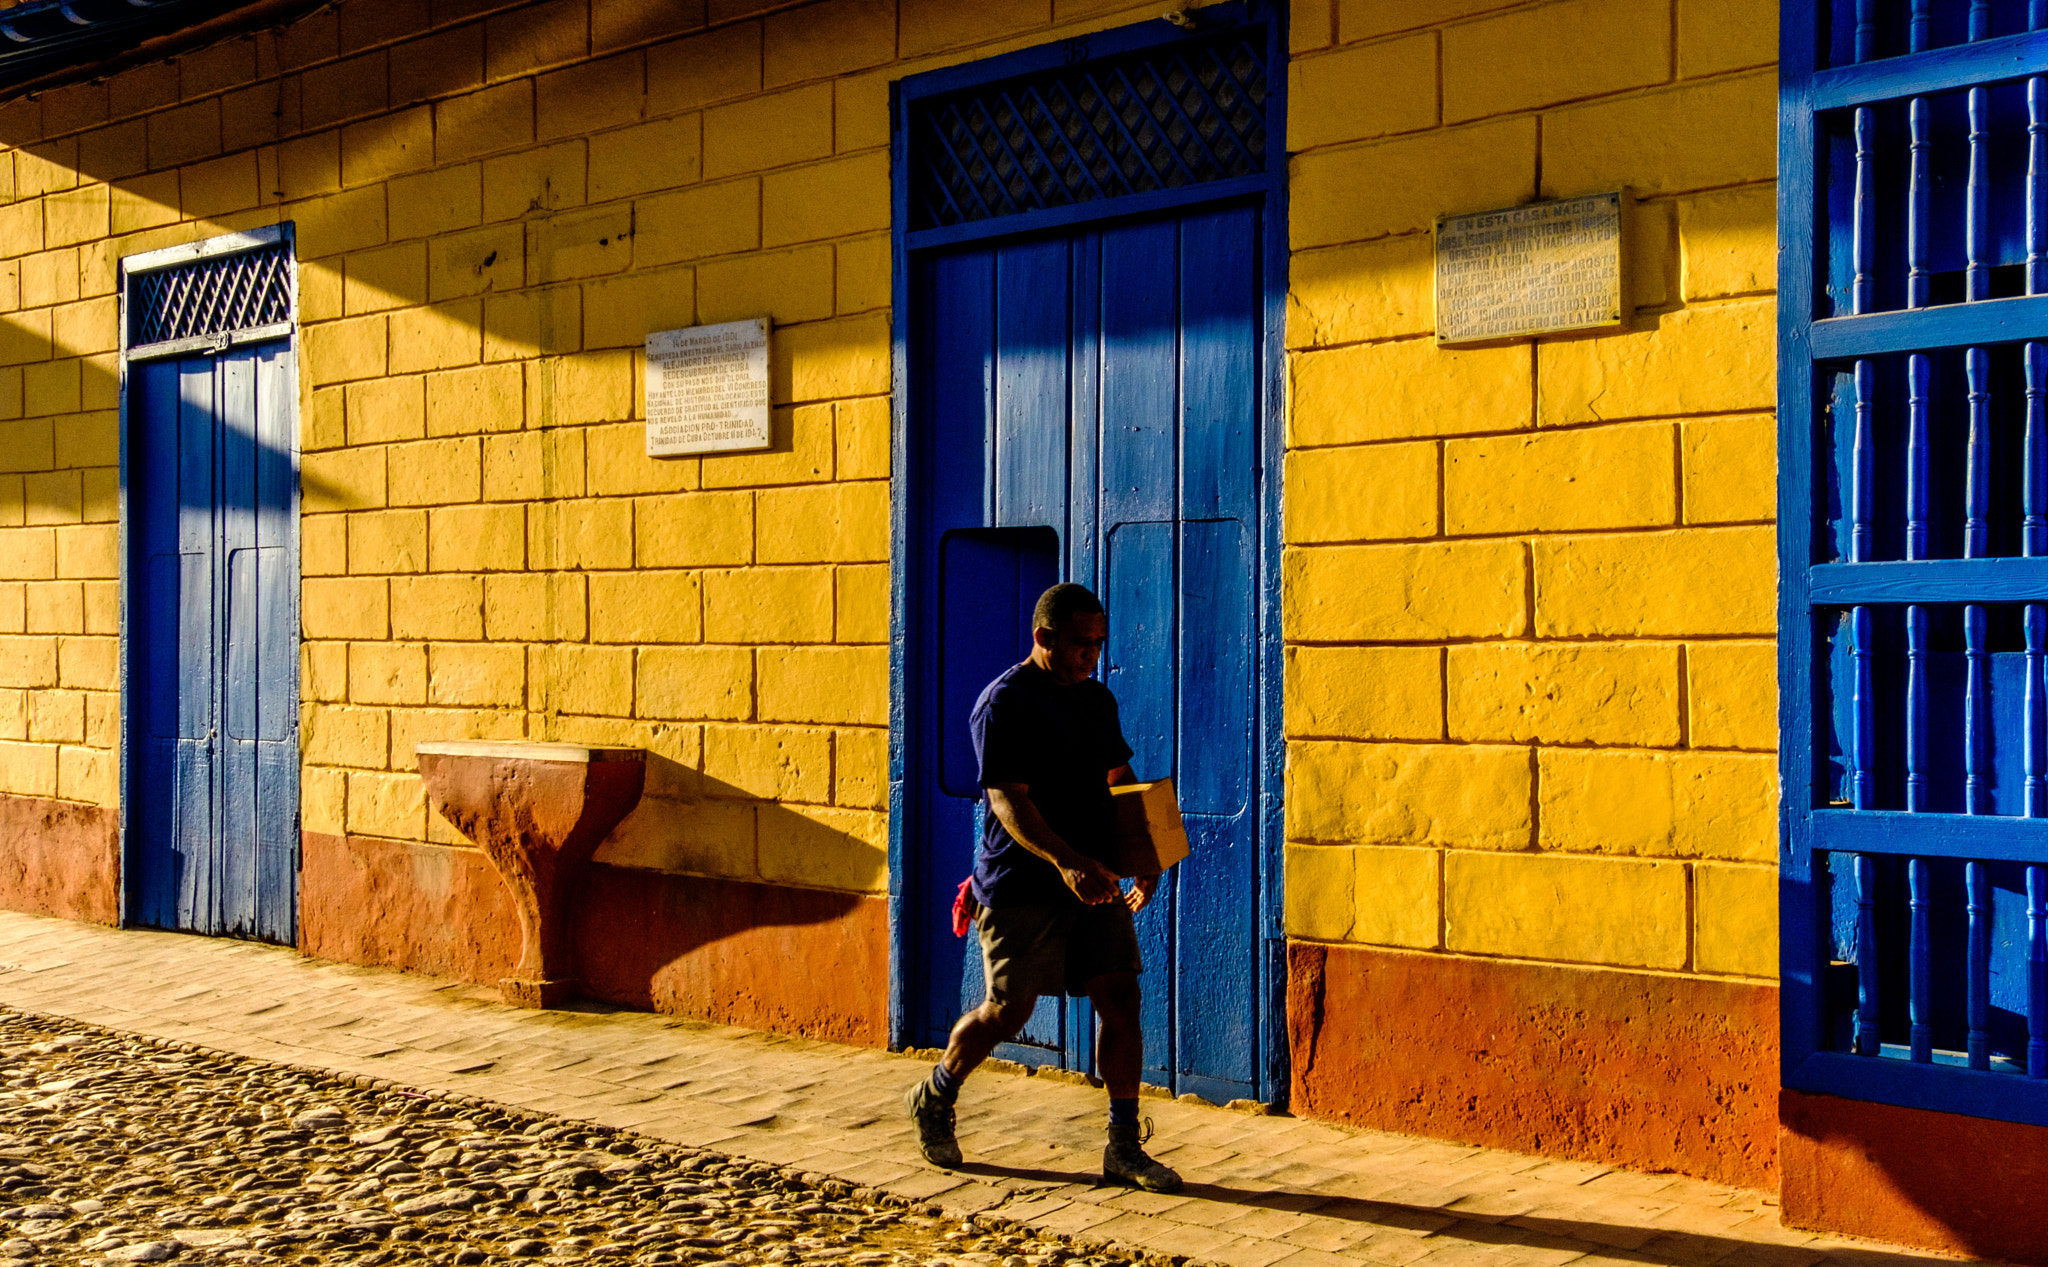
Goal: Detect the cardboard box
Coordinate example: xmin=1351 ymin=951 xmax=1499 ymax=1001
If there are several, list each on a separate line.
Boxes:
xmin=1109 ymin=778 xmax=1191 ymax=877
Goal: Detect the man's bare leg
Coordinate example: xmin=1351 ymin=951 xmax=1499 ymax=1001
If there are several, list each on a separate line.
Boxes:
xmin=941 ymin=995 xmax=1037 ymax=1077
xmin=907 ymin=994 xmax=1036 ymax=1169
xmin=1085 ymin=971 xmax=1181 ymax=1193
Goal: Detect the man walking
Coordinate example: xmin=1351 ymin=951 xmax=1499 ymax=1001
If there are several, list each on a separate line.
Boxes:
xmin=904 ymin=583 xmax=1181 ymax=1193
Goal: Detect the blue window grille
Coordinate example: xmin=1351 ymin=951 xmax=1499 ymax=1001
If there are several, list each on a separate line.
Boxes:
xmin=1782 ymin=0 xmax=2048 ymax=1126
xmin=127 ymin=240 xmax=293 ymax=356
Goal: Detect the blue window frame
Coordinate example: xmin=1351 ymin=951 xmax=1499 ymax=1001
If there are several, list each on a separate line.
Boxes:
xmin=1781 ymin=0 xmax=2048 ymax=1125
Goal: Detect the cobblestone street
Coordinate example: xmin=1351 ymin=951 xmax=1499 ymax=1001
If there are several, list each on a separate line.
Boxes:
xmin=0 ymin=1012 xmax=1085 ymax=1267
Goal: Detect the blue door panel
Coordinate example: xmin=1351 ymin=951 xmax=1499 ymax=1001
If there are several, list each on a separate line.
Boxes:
xmin=1180 ymin=208 xmax=1260 ymax=522
xmin=995 ymin=240 xmax=1070 ymax=532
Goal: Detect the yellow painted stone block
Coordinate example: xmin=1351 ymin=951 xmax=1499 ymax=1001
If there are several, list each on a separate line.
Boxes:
xmin=704 ymin=84 xmax=834 ymax=180
xmin=530 ymin=643 xmax=635 ymax=718
xmin=56 ymin=636 xmax=114 ymax=691
xmin=350 ymin=641 xmax=427 ymax=707
xmin=699 ymin=245 xmax=834 ymax=327
xmin=704 ymin=566 xmax=833 ymax=643
xmin=590 ymin=115 xmax=703 ymax=203
xmin=1286 ymin=235 xmax=1432 ymax=349
xmin=1679 ymin=0 xmax=1778 ymax=77
xmin=0 ymin=529 xmax=53 ymax=582
xmin=81 ymin=580 xmax=116 ymax=636
xmin=1682 ymin=413 xmax=1776 ymax=525
xmin=837 ymin=235 xmax=889 ymax=316
xmin=1284 ymin=442 xmax=1437 ymax=543
xmin=301 ymin=703 xmax=389 ymax=769
xmin=1542 ymin=72 xmax=1776 ymax=200
xmin=305 ymin=643 xmax=350 ymax=706
xmin=1289 ymin=739 xmax=1532 ymax=850
xmin=1447 ymin=423 xmax=1676 ymax=535
xmin=836 ymin=397 xmax=889 ymax=482
xmin=762 ymin=152 xmax=891 ymax=247
xmin=530 ymin=205 xmax=633 ymax=286
xmin=1448 ymin=642 xmax=1681 ymax=746
xmin=24 ymin=360 xmax=78 ymax=417
xmin=597 ymin=795 xmax=757 ymax=880
xmin=1283 ymin=841 xmax=1354 ymax=940
xmin=64 ymin=417 xmax=118 ymax=474
xmin=55 ymin=525 xmax=116 ymax=580
xmin=752 ymin=482 xmax=887 ymax=565
xmin=1290 ymin=339 xmax=1531 ymax=446
xmin=57 ymin=743 xmax=115 ymax=806
xmin=291 ymin=185 xmax=389 ymax=261
xmin=302 ymin=447 xmax=386 ymax=514
xmin=302 ymin=578 xmax=388 ymax=640
xmin=53 ymin=297 xmax=117 ymax=357
xmin=536 ymin=53 xmax=645 ymax=143
xmin=528 ymin=351 xmax=633 ymax=427
xmin=482 ymin=141 xmax=587 ymax=225
xmin=1354 ymin=844 xmax=1442 ymax=949
xmin=758 ymin=804 xmax=888 ymax=893
xmin=1534 ymin=526 xmax=1774 ymax=637
xmin=0 ymin=688 xmax=22 ymax=738
xmin=1288 ymin=34 xmax=1436 ymax=152
xmin=304 ymin=387 xmax=345 ymax=452
xmin=1679 ymin=183 xmax=1776 ymax=301
xmin=1446 ymin=851 xmax=1687 ymax=968
xmin=24 ymin=582 xmax=81 ymax=635
xmin=25 ymin=473 xmax=79 ymax=526
xmin=428 ymin=223 xmax=524 ymax=303
xmin=426 ymin=642 xmax=527 ymax=708
xmin=389 ymin=574 xmax=483 ymax=641
xmin=758 ymin=645 xmax=886 ymax=726
xmin=428 ymin=503 xmax=525 ymax=572
xmin=390 ymin=708 xmax=527 ymax=774
xmin=637 ymin=645 xmax=753 ymax=721
xmin=1284 ymin=540 xmax=1527 ymax=641
xmin=303 ymin=315 xmax=387 ymax=387
xmin=1538 ymin=300 xmax=1774 ymax=426
xmin=1688 ymin=640 xmax=1778 ymax=751
xmin=0 ymin=739 xmax=56 ymax=797
xmin=1292 ymin=117 xmax=1536 ymax=249
xmin=586 ymin=422 xmax=699 ymax=497
xmin=774 ymin=314 xmax=891 ymax=402
xmin=636 ymin=491 xmax=753 ymax=568
xmin=28 ymin=689 xmax=82 ymax=744
xmin=584 ymin=268 xmax=699 ymax=352
xmin=484 ymin=572 xmax=586 ymax=641
xmin=345 ymin=243 xmax=426 ymax=316
xmin=704 ymin=723 xmax=832 ymax=803
xmin=702 ymin=405 xmax=833 ymax=489
xmin=899 ymin=0 xmax=1048 ymax=57
xmin=1540 ymin=747 xmax=1777 ymax=862
xmin=390 ymin=299 xmax=482 ymax=374
xmin=634 ymin=179 xmax=761 ymax=267
xmin=0 ymin=635 xmax=55 ymax=689
xmin=836 ymin=563 xmax=888 ymax=643
xmin=1696 ymin=861 xmax=1779 ymax=977
xmin=347 ymin=769 xmax=426 ymax=840
xmin=1444 ymin=0 xmax=1670 ymax=124
xmin=387 ymin=437 xmax=482 ymax=507
xmin=388 ymin=164 xmax=482 ymax=239
xmin=834 ymin=725 xmax=888 ymax=809
xmin=299 ymin=264 xmax=343 ymax=327
xmin=1285 ymin=645 xmax=1443 ymax=741
xmin=529 ymin=499 xmax=631 ymax=571
xmin=44 ymin=185 xmax=109 ymax=249
xmin=348 ymin=509 xmax=428 ymax=574
xmin=590 ymin=570 xmax=704 ymax=644
xmin=301 ymin=766 xmax=347 ymax=836
xmin=765 ymin=0 xmax=895 ymax=86
xmin=428 ymin=364 xmax=525 ymax=437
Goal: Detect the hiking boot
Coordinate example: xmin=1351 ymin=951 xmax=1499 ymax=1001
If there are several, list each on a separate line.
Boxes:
xmin=1102 ymin=1120 xmax=1181 ymax=1193
xmin=904 ymin=1077 xmax=962 ymax=1169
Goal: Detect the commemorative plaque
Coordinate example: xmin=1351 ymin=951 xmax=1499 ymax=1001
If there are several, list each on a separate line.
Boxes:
xmin=645 ymin=317 xmax=771 ymax=457
xmin=1435 ymin=192 xmax=1625 ymax=345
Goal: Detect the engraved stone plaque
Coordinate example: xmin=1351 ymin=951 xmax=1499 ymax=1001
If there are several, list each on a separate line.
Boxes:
xmin=645 ymin=317 xmax=771 ymax=457
xmin=1435 ymin=192 xmax=1625 ymax=345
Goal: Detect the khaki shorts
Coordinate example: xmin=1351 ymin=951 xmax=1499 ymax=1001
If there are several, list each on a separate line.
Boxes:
xmin=977 ymin=899 xmax=1142 ymax=1005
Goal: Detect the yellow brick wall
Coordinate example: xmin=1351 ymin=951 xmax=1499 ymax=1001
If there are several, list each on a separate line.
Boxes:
xmin=1282 ymin=0 xmax=1781 ymax=982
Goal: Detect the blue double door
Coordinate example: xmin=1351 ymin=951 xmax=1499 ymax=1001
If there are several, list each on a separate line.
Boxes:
xmin=910 ymin=203 xmax=1266 ymax=1104
xmin=128 ymin=344 xmax=300 ymax=942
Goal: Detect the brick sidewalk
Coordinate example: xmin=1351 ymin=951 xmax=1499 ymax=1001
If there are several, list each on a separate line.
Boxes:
xmin=0 ymin=910 xmax=1964 ymax=1267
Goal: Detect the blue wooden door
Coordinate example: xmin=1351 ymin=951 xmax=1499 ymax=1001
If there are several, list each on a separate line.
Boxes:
xmin=130 ymin=344 xmax=299 ymax=942
xmin=910 ymin=205 xmax=1264 ymax=1102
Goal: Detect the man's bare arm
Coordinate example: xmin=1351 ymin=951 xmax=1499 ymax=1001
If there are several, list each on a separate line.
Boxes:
xmin=986 ymin=782 xmax=1120 ymax=905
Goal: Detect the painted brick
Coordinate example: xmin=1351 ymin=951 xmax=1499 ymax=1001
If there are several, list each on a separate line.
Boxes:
xmin=621 ymin=488 xmax=741 ymax=566
xmin=1288 ymin=34 xmax=1436 ymax=151
xmin=1538 ymin=300 xmax=1774 ymax=425
xmin=1679 ymin=183 xmax=1775 ymax=301
xmin=637 ymin=645 xmax=753 ymax=721
xmin=1695 ymin=861 xmax=1778 ymax=977
xmin=835 ymin=72 xmax=890 ymax=153
xmin=704 ymin=723 xmax=831 ymax=802
xmin=436 ymin=81 xmax=537 ymax=166
xmin=1542 ymin=72 xmax=1776 ymax=199
xmin=390 ymin=165 xmax=484 ymax=240
xmin=276 ymin=132 xmax=341 ymax=203
xmin=586 ymin=422 xmax=699 ymax=495
xmin=531 ymin=643 xmax=635 ymax=717
xmin=346 ymin=375 xmax=426 ymax=445
xmin=24 ymin=474 xmax=79 ymax=528
xmin=24 ymin=582 xmax=80 ymax=635
xmin=1283 ymin=540 xmax=1528 ymax=641
xmin=302 ymin=578 xmax=388 ymax=640
xmin=782 ymin=314 xmax=893 ymax=402
xmin=899 ymin=0 xmax=1048 ymax=56
xmin=834 ymin=725 xmax=887 ymax=809
xmin=300 ymin=264 xmax=344 ymax=326
xmin=395 ymin=703 xmax=531 ymax=772
xmin=836 ymin=234 xmax=889 ymax=316
xmin=487 ymin=0 xmax=589 ymax=79
xmin=1292 ymin=117 xmax=1536 ymax=249
xmin=1680 ymin=0 xmax=1778 ymax=77
xmin=482 ymin=433 xmax=546 ymax=502
xmin=1289 ymin=740 xmax=1532 ymax=850
xmin=391 ymin=23 xmax=485 ymax=105
xmin=835 ymin=397 xmax=889 ymax=482
xmin=756 ymin=482 xmax=888 ymax=563
xmin=348 ymin=510 xmax=428 ymax=574
xmin=0 ymin=740 xmax=55 ymax=797
xmin=646 ymin=23 xmax=763 ymax=117
xmin=339 ymin=107 xmax=434 ymax=187
xmin=704 ymin=566 xmax=833 ymax=643
xmin=344 ymin=243 xmax=427 ymax=316
xmin=536 ymin=52 xmax=645 ymax=143
xmin=764 ymin=0 xmax=893 ymax=86
xmin=599 ymin=796 xmax=756 ymax=880
xmin=0 ymin=202 xmax=42 ymax=262
xmin=1284 ymin=645 xmax=1443 ymax=741
xmin=302 ymin=704 xmax=389 ymax=769
xmin=55 ymin=414 xmax=116 ymax=472
xmin=291 ymin=186 xmax=389 ymax=259
xmin=1446 ymin=851 xmax=1687 ymax=968
xmin=528 ymin=351 xmax=633 ymax=426
xmin=1682 ymin=413 xmax=1776 ymax=524
xmin=1287 ymin=234 xmax=1432 ymax=349
xmin=350 ymin=641 xmax=427 ymax=706
xmin=347 ymin=769 xmax=426 ymax=839
xmin=529 ymin=499 xmax=631 ymax=571
xmin=0 ymin=421 xmax=51 ymax=473
xmin=530 ymin=204 xmax=633 ymax=285
xmin=81 ymin=581 xmax=116 ymax=636
xmin=148 ymin=99 xmax=222 ymax=168
xmin=303 ymin=447 xmax=386 ymax=514
xmin=427 ymin=364 xmax=525 ymax=436
xmin=758 ymin=645 xmax=886 ymax=725
xmin=704 ymin=85 xmax=833 ymax=179
xmin=389 ymin=574 xmax=484 ymax=642
xmin=28 ymin=689 xmax=82 ymax=744
xmin=485 ymin=287 xmax=582 ymax=361
xmin=634 ymin=179 xmax=762 ymax=267
xmin=1352 ymin=844 xmax=1442 ymax=948
xmin=590 ymin=570 xmax=704 ymax=643
xmin=1340 ymin=0 xmax=1510 ymax=40
xmin=390 ymin=299 xmax=484 ymax=373
xmin=303 ymin=516 xmax=347 ymax=577
xmin=44 ymin=186 xmax=109 ymax=248
xmin=55 ymin=526 xmax=115 ymax=581
xmin=1539 ymin=747 xmax=1777 ymax=863
xmin=702 ymin=404 xmax=833 ymax=489
xmin=1290 ymin=339 xmax=1530 ymax=446
xmin=302 ymin=767 xmax=347 ymax=836
xmin=388 ymin=437 xmax=483 ymax=506
xmin=1688 ymin=640 xmax=1778 ymax=751
xmin=1284 ymin=442 xmax=1437 ymax=543
xmin=1446 ymin=423 xmax=1677 ymax=534
xmin=1534 ymin=526 xmax=1775 ymax=637
xmin=53 ymin=298 xmax=117 ymax=357
xmin=303 ymin=316 xmax=388 ymax=387
xmin=0 ymin=689 xmax=21 ymax=739
xmin=699 ymin=246 xmax=834 ymax=327
xmin=589 ymin=115 xmax=702 ymax=204
xmin=1284 ymin=841 xmax=1354 ymax=941
xmin=23 ymin=253 xmax=79 ymax=314
xmin=0 ymin=313 xmax=51 ymax=369
xmin=427 ymin=642 xmax=527 ymax=708
xmin=1448 ymin=642 xmax=1681 ymax=746
xmin=57 ymin=744 xmax=113 ymax=805
xmin=762 ymin=152 xmax=891 ymax=247
xmin=0 ymin=636 xmax=56 ymax=688
xmin=584 ymin=269 xmax=698 ymax=351
xmin=1444 ymin=0 xmax=1669 ymax=124
xmin=758 ymin=804 xmax=887 ymax=892
xmin=835 ymin=563 xmax=888 ymax=644
xmin=428 ymin=503 xmax=526 ymax=571
xmin=481 ymin=141 xmax=586 ymax=222
xmin=23 ymin=362 xmax=79 ymax=418
xmin=484 ymin=572 xmax=586 ymax=641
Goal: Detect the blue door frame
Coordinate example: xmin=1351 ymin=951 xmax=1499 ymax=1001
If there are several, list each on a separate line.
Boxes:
xmin=887 ymin=5 xmax=1291 ymax=1106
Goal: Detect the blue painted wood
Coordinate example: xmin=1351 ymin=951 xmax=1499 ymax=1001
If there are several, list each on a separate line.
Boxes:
xmin=1811 ymin=29 xmax=2048 ymax=110
xmin=903 ymin=175 xmax=1273 ymax=255
xmin=1810 ymin=556 xmax=2048 ymax=600
xmin=1791 ymin=1047 xmax=2048 ymax=1121
xmin=1812 ymin=293 xmax=2048 ymax=357
xmin=1912 ymin=857 xmax=1935 ymax=1060
xmin=1815 ymin=808 xmax=2048 ymax=860
xmin=1856 ymin=853 xmax=1881 ymax=1054
xmin=1970 ymin=860 xmax=1994 ymax=1066
xmin=994 ymin=240 xmax=1071 ymax=532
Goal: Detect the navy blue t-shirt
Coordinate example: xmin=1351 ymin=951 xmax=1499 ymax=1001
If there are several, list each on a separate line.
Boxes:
xmin=969 ymin=660 xmax=1134 ymax=907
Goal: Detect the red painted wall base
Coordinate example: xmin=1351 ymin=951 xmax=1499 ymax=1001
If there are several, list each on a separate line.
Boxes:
xmin=1288 ymin=940 xmax=1780 ymax=1189
xmin=0 ymin=794 xmax=118 ymax=925
xmin=299 ymin=832 xmax=890 ymax=1046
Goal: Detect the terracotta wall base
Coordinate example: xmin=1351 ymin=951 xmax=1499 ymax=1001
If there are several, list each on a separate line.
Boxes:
xmin=299 ymin=832 xmax=888 ymax=1046
xmin=1288 ymin=940 xmax=1780 ymax=1189
xmin=0 ymin=794 xmax=118 ymax=926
